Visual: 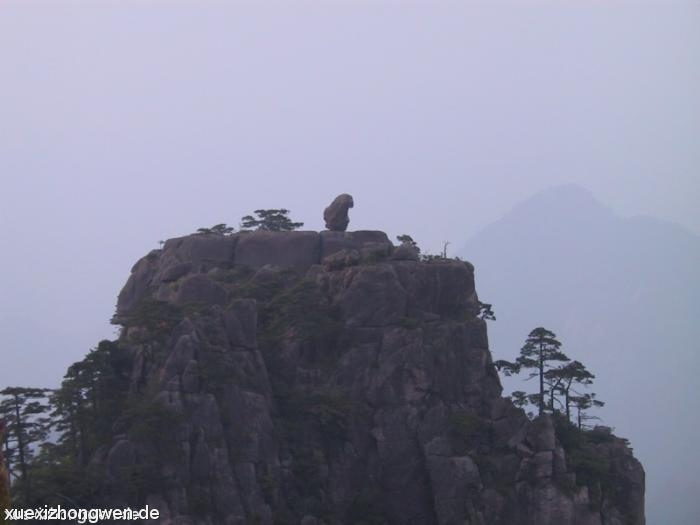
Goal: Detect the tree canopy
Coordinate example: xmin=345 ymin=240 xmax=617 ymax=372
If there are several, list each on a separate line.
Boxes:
xmin=396 ymin=234 xmax=420 ymax=254
xmin=510 ymin=327 xmax=569 ymax=415
xmin=545 ymin=359 xmax=595 ymax=419
xmin=196 ymin=223 xmax=235 ymax=235
xmin=478 ymin=301 xmax=496 ymax=321
xmin=0 ymin=387 xmax=52 ymax=499
xmin=0 ymin=340 xmax=130 ymax=506
xmin=494 ymin=327 xmax=603 ymax=425
xmin=240 ymin=209 xmax=304 ymax=232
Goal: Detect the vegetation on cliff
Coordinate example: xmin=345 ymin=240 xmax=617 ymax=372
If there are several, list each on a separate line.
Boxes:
xmin=0 ymin=226 xmax=643 ymax=524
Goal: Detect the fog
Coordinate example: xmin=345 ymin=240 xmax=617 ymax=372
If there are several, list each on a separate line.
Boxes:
xmin=462 ymin=185 xmax=700 ymax=525
xmin=1 ymin=2 xmax=698 ymax=523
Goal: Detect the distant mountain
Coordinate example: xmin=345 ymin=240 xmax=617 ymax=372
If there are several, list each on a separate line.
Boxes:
xmin=461 ymin=185 xmax=700 ymax=525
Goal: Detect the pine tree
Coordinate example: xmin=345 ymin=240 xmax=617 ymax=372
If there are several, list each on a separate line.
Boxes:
xmin=478 ymin=302 xmax=496 ymax=321
xmin=571 ymin=393 xmax=605 ymax=429
xmin=396 ymin=234 xmax=420 ymax=254
xmin=51 ymin=340 xmax=129 ymax=465
xmin=5 ymin=341 xmax=130 ymax=508
xmin=196 ymin=223 xmax=235 ymax=235
xmin=545 ymin=360 xmax=595 ymax=419
xmin=510 ymin=391 xmax=540 ymax=417
xmin=0 ymin=387 xmax=52 ymax=498
xmin=494 ymin=329 xmax=606 ymax=426
xmin=514 ymin=327 xmax=569 ymax=416
xmin=240 ymin=209 xmax=304 ymax=232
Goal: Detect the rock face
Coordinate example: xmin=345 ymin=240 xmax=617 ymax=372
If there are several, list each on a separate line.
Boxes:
xmin=323 ymin=194 xmax=354 ymax=231
xmin=101 ymin=229 xmax=644 ymax=525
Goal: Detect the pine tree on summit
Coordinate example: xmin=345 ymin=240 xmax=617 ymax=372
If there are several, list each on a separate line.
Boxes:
xmin=240 ymin=209 xmax=304 ymax=232
xmin=196 ymin=223 xmax=235 ymax=235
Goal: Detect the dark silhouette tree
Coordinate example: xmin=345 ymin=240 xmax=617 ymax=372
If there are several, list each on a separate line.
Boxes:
xmin=510 ymin=391 xmax=540 ymax=417
xmin=0 ymin=419 xmax=10 ymax=517
xmin=196 ymin=223 xmax=235 ymax=235
xmin=0 ymin=387 xmax=52 ymax=497
xmin=545 ymin=360 xmax=595 ymax=419
xmin=510 ymin=390 xmax=528 ymax=409
xmin=478 ymin=301 xmax=496 ymax=321
xmin=240 ymin=209 xmax=303 ymax=232
xmin=570 ymin=393 xmax=605 ymax=429
xmin=51 ymin=341 xmax=129 ymax=466
xmin=493 ymin=323 xmax=610 ymax=439
xmin=3 ymin=341 xmax=130 ymax=508
xmin=512 ymin=327 xmax=568 ymax=416
xmin=396 ymin=234 xmax=420 ymax=254
xmin=493 ymin=359 xmax=519 ymax=375
xmin=495 ymin=334 xmax=604 ymax=426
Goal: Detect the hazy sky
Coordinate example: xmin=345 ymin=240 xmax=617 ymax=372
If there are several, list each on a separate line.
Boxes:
xmin=1 ymin=1 xmax=698 ymax=390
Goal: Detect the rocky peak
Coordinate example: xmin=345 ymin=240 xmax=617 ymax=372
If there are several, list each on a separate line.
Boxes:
xmin=102 ymin=226 xmax=643 ymax=525
xmin=116 ymin=229 xmax=392 ymax=319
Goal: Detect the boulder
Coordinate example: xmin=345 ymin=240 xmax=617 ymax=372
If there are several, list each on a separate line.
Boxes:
xmin=323 ymin=193 xmax=354 ymax=231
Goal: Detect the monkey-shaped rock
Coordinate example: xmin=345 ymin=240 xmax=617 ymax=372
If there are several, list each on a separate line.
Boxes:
xmin=323 ymin=194 xmax=354 ymax=232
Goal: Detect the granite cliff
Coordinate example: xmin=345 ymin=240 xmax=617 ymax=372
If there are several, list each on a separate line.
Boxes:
xmin=95 ymin=228 xmax=644 ymax=525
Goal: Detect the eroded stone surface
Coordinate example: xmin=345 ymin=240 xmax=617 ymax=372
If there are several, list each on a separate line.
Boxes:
xmin=103 ymin=229 xmax=645 ymax=525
